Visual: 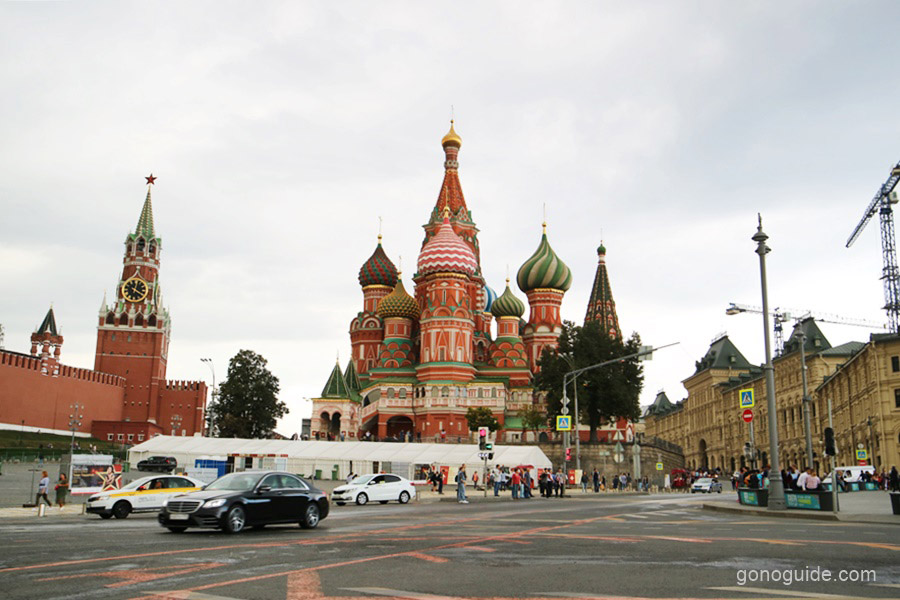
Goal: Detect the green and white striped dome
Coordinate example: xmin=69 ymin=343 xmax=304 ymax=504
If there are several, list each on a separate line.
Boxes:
xmin=516 ymin=226 xmax=572 ymax=292
xmin=491 ymin=280 xmax=525 ymax=318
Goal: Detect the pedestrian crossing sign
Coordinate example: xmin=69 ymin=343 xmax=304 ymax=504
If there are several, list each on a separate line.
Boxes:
xmin=739 ymin=388 xmax=754 ymax=408
xmin=655 ymin=462 xmax=663 ymax=471
xmin=556 ymin=415 xmax=572 ymax=431
xmin=856 ymin=449 xmax=868 ymax=460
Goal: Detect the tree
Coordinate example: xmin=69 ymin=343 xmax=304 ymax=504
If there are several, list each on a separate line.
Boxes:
xmin=535 ymin=320 xmax=643 ymax=443
xmin=518 ymin=404 xmax=547 ymax=436
xmin=465 ymin=407 xmax=499 ymax=432
xmin=206 ymin=349 xmax=287 ymax=439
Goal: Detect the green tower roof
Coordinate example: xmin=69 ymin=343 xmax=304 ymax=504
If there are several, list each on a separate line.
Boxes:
xmin=135 ymin=188 xmax=155 ymax=239
xmin=517 ymin=224 xmax=572 ymax=293
xmin=491 ymin=280 xmax=525 ymax=318
xmin=584 ymin=241 xmax=621 ymax=338
xmin=321 ymin=360 xmax=350 ymax=398
xmin=36 ymin=307 xmax=58 ymax=336
xmin=343 ymin=360 xmax=361 ymax=394
xmin=694 ymin=335 xmax=753 ymax=374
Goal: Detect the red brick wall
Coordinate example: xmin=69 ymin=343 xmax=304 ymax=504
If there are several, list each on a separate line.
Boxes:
xmin=158 ymin=381 xmax=207 ymax=436
xmin=0 ymin=351 xmax=125 ymax=433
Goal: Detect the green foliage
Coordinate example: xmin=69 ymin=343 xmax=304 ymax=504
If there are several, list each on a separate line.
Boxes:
xmin=465 ymin=407 xmax=499 ymax=432
xmin=535 ymin=320 xmax=643 ymax=442
xmin=206 ymin=350 xmax=287 ymax=439
xmin=518 ymin=404 xmax=547 ymax=432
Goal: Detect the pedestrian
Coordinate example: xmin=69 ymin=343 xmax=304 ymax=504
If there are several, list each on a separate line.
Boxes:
xmin=492 ymin=466 xmax=501 ymax=496
xmin=456 ymin=464 xmax=468 ymax=503
xmin=890 ymin=466 xmax=899 ymax=492
xmin=580 ymin=471 xmax=589 ymax=493
xmin=36 ymin=471 xmax=51 ymax=507
xmin=472 ymin=470 xmax=480 ymax=491
xmin=55 ymin=473 xmax=68 ymax=509
xmin=38 ymin=444 xmax=44 ymax=467
xmin=592 ymin=468 xmax=600 ymax=493
xmin=511 ymin=468 xmax=521 ymax=499
xmin=523 ymin=469 xmax=532 ymax=498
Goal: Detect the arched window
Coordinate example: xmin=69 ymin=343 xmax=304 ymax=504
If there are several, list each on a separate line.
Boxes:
xmin=106 ymin=312 xmax=115 ymax=325
xmin=478 ymin=389 xmax=483 ymax=398
xmin=441 ymin=386 xmax=449 ymax=397
xmin=119 ymin=314 xmax=128 ymax=326
xmin=387 ymin=387 xmax=395 ymax=399
xmin=492 ymin=388 xmax=497 ymax=398
xmin=136 ymin=238 xmax=146 ymax=252
xmin=431 ymin=387 xmax=438 ymax=398
xmin=148 ymin=314 xmax=157 ymax=327
xmin=398 ymin=388 xmax=407 ymax=399
xmin=135 ymin=314 xmax=144 ymax=327
xmin=148 ymin=244 xmax=156 ymax=255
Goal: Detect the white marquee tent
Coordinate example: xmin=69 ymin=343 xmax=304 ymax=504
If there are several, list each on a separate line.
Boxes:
xmin=128 ymin=436 xmax=552 ymax=481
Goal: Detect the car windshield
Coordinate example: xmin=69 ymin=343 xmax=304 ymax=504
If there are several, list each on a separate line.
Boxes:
xmin=696 ymin=478 xmax=713 ymax=484
xmin=350 ymin=474 xmax=375 ymax=485
xmin=205 ymin=473 xmax=261 ymax=491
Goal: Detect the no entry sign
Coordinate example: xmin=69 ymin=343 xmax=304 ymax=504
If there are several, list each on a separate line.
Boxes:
xmin=742 ymin=408 xmax=753 ymax=423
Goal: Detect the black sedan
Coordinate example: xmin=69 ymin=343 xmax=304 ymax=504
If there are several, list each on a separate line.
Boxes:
xmin=158 ymin=471 xmax=329 ymax=534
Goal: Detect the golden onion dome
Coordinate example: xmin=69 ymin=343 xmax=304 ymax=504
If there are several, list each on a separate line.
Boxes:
xmin=441 ymin=120 xmax=462 ymax=148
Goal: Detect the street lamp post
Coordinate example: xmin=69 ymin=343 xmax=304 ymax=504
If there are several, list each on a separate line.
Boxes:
xmin=752 ymin=215 xmax=786 ymax=510
xmin=68 ymin=402 xmax=83 ymax=487
xmin=798 ymin=331 xmax=814 ymax=469
xmin=200 ymin=358 xmax=216 ymax=434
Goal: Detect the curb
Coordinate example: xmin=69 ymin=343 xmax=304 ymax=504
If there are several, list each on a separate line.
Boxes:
xmin=700 ymin=502 xmax=900 ymax=525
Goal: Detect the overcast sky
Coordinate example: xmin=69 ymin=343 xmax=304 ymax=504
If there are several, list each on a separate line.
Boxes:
xmin=3 ymin=2 xmax=900 ymax=436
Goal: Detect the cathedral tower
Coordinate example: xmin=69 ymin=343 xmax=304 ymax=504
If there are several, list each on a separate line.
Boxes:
xmin=94 ymin=177 xmax=171 ymax=424
xmin=350 ymin=236 xmax=398 ymax=377
xmin=584 ymin=242 xmax=621 ymax=339
xmin=31 ymin=307 xmax=63 ymax=377
xmin=517 ymin=222 xmax=572 ymax=372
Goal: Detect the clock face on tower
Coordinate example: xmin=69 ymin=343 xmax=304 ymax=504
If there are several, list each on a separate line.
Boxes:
xmin=122 ymin=277 xmax=149 ymax=303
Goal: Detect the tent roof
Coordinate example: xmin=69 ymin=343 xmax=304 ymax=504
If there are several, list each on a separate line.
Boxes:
xmin=129 ymin=436 xmax=552 ymax=468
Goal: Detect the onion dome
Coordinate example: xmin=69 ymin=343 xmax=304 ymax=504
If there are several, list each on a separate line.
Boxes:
xmin=441 ymin=120 xmax=462 ymax=148
xmin=358 ymin=236 xmax=399 ymax=288
xmin=517 ymin=223 xmax=572 ymax=292
xmin=483 ymin=285 xmax=498 ymax=313
xmin=377 ymin=278 xmax=419 ymax=320
xmin=417 ymin=209 xmax=478 ymax=277
xmin=598 ymin=243 xmax=606 ymax=256
xmin=491 ymin=280 xmax=525 ymax=318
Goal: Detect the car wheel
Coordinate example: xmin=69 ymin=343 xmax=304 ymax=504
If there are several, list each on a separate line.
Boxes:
xmin=112 ymin=501 xmax=132 ymax=519
xmin=717 ymin=489 xmax=722 ymax=494
xmin=399 ymin=491 xmax=410 ymax=504
xmin=224 ymin=505 xmax=246 ymax=534
xmin=167 ymin=527 xmax=187 ymax=533
xmin=99 ymin=513 xmax=113 ymax=520
xmin=356 ymin=492 xmax=368 ymax=506
xmin=300 ymin=503 xmax=320 ymax=529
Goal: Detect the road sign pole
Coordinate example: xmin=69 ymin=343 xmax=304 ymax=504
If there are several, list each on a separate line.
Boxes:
xmin=749 ymin=421 xmax=756 ymax=470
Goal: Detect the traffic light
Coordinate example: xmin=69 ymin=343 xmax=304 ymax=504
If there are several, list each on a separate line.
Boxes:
xmin=485 ymin=442 xmax=493 ymax=451
xmin=478 ymin=426 xmax=488 ymax=450
xmin=824 ymin=427 xmax=836 ymax=456
xmin=565 ymin=447 xmax=572 ymax=461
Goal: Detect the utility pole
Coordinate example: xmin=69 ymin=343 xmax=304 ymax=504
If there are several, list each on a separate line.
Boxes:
xmin=67 ymin=402 xmax=84 ymax=487
xmin=798 ymin=331 xmax=814 ymax=468
xmin=753 ymin=215 xmax=786 ymax=510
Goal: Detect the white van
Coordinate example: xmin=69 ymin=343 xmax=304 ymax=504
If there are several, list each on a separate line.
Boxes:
xmin=822 ymin=465 xmax=875 ymax=484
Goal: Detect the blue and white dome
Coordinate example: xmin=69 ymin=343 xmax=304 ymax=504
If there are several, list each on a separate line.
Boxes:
xmin=483 ymin=284 xmax=498 ymax=313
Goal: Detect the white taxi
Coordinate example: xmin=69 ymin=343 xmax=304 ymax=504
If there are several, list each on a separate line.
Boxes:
xmin=86 ymin=475 xmax=204 ymax=519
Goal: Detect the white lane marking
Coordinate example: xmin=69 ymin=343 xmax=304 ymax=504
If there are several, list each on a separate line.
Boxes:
xmin=343 ymin=587 xmax=455 ymax=600
xmin=709 ymin=586 xmax=873 ymax=599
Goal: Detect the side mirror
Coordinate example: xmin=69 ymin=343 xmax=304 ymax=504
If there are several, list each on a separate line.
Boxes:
xmin=368 ymin=481 xmax=377 ymax=486
xmin=257 ymin=485 xmax=272 ymax=494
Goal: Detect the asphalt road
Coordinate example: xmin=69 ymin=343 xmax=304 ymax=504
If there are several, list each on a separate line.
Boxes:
xmin=1 ymin=493 xmax=898 ymax=600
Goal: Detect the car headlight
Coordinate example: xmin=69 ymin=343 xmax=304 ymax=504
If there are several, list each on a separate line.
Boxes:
xmin=203 ymin=499 xmax=227 ymax=508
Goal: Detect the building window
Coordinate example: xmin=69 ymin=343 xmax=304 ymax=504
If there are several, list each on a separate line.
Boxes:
xmin=107 ymin=434 xmax=113 ymax=441
xmin=138 ymin=434 xmax=144 ymax=441
xmin=117 ymin=434 xmax=124 ymax=441
xmin=893 ymin=356 xmax=900 ymax=372
xmin=895 ymin=389 xmax=900 ymax=409
xmin=127 ymin=434 xmax=134 ymax=441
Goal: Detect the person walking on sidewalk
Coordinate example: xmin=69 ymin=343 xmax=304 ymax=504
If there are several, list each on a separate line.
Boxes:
xmin=36 ymin=471 xmax=51 ymax=507
xmin=456 ymin=464 xmax=468 ymax=503
xmin=55 ymin=473 xmax=69 ymax=509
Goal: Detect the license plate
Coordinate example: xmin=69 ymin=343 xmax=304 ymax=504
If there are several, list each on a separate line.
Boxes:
xmin=169 ymin=513 xmax=189 ymax=521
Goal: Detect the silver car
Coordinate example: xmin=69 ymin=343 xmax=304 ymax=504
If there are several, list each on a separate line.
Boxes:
xmin=690 ymin=477 xmax=723 ymax=494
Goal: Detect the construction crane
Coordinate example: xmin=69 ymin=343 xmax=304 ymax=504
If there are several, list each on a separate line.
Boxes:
xmin=845 ymin=160 xmax=900 ymax=333
xmin=725 ymin=302 xmax=887 ymax=356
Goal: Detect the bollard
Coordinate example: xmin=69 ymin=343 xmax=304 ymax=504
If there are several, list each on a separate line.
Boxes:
xmin=38 ymin=503 xmax=46 ymax=517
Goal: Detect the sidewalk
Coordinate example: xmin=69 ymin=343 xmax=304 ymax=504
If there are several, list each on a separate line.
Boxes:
xmin=416 ymin=487 xmax=650 ymax=503
xmin=701 ymin=491 xmax=900 ymax=525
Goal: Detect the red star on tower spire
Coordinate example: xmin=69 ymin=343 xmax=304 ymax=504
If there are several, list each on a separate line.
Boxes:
xmin=145 ymin=174 xmax=157 ymax=185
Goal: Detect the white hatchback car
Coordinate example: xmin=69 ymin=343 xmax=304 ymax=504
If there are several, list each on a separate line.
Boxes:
xmin=330 ymin=473 xmax=416 ymax=506
xmin=86 ymin=474 xmax=205 ymax=519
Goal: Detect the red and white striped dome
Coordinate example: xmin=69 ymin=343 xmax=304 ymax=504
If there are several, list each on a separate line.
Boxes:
xmin=417 ymin=215 xmax=478 ymax=277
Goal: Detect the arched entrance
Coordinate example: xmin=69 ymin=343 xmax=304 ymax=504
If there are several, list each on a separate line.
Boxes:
xmin=538 ymin=432 xmax=549 ymax=443
xmin=698 ymin=439 xmax=708 ymax=470
xmin=386 ymin=415 xmax=413 ymax=440
xmin=319 ymin=412 xmax=330 ymax=438
xmin=329 ymin=413 xmax=342 ymax=438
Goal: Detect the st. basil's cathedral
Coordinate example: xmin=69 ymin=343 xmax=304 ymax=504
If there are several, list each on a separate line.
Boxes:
xmin=311 ymin=123 xmax=623 ymax=443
